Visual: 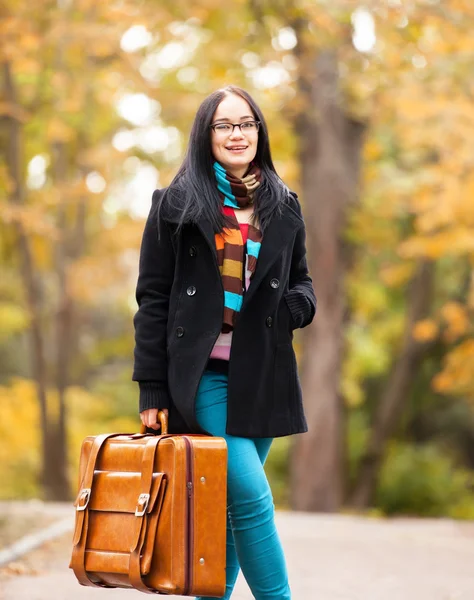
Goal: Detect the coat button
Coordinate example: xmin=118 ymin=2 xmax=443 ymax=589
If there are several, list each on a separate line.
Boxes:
xmin=270 ymin=278 xmax=280 ymax=289
xmin=266 ymin=316 xmax=273 ymax=327
xmin=186 ymin=285 xmax=196 ymax=296
xmin=189 ymin=246 xmax=197 ymax=257
xmin=176 ymin=326 xmax=185 ymax=337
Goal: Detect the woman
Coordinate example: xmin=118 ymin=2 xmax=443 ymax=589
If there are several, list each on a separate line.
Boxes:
xmin=132 ymin=85 xmax=316 ymax=600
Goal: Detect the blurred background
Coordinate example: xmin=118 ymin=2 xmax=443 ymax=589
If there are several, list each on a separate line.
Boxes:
xmin=1 ymin=0 xmax=474 ymax=522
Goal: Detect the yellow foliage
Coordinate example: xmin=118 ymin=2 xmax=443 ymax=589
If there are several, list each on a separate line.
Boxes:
xmin=433 ymin=340 xmax=474 ymax=397
xmin=4 ymin=0 xmax=474 ymax=502
xmin=440 ymin=302 xmax=470 ymax=343
xmin=30 ymin=236 xmax=52 ymax=269
xmin=0 ymin=378 xmax=41 ymax=498
xmin=67 ymin=387 xmax=140 ymax=492
xmin=363 ymin=140 xmax=383 ymax=161
xmin=341 ymin=376 xmax=364 ymax=408
xmin=0 ymin=377 xmax=140 ymax=498
xmin=412 ymin=173 xmax=474 ymax=235
xmin=106 ymin=416 xmax=141 ymax=435
xmin=46 ymin=117 xmax=76 ymax=143
xmin=347 ymin=273 xmax=390 ymax=320
xmin=432 ymin=372 xmax=453 ymax=394
xmin=412 ymin=319 xmax=439 ymax=343
xmin=0 ymin=303 xmax=29 ymax=340
xmin=395 ymin=96 xmax=431 ymax=120
xmin=399 ymin=229 xmax=474 ymax=259
xmin=88 ymin=39 xmax=117 ymax=59
xmin=0 ymin=204 xmax=59 ymax=237
xmin=379 ymin=263 xmax=414 ymax=288
xmin=68 ymin=255 xmax=132 ymax=304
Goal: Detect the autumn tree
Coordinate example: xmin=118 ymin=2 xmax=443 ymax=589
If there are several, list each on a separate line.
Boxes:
xmin=0 ymin=0 xmax=167 ymax=499
xmin=2 ymin=0 xmax=474 ymax=512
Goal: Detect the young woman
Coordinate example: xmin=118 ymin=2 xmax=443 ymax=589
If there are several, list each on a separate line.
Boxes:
xmin=133 ymin=85 xmax=316 ymax=600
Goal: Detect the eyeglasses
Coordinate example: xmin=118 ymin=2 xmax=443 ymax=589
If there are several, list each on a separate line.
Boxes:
xmin=210 ymin=121 xmax=261 ymax=135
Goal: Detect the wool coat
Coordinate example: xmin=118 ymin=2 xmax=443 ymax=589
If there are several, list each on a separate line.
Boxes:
xmin=132 ymin=187 xmax=317 ymax=438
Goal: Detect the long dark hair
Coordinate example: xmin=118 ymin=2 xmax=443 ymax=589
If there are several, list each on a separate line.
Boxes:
xmin=159 ymin=85 xmax=290 ymax=235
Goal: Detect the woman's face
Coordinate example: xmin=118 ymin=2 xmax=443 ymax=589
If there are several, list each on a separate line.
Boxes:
xmin=210 ymin=93 xmax=259 ymax=177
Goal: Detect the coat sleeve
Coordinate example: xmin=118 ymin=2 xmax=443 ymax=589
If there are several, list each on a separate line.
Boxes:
xmin=132 ymin=189 xmax=175 ymax=413
xmin=284 ymin=193 xmax=317 ymax=329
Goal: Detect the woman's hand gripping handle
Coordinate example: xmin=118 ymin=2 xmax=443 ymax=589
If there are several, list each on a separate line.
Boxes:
xmin=140 ymin=409 xmax=169 ymax=434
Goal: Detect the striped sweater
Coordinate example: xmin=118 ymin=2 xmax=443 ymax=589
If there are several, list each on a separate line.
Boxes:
xmin=209 ymin=205 xmax=250 ymax=363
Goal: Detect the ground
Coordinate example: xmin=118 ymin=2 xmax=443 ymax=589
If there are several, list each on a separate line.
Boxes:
xmin=1 ymin=502 xmax=474 ymax=599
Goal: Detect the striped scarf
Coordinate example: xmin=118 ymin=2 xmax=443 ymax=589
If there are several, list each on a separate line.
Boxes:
xmin=213 ymin=161 xmax=263 ymax=333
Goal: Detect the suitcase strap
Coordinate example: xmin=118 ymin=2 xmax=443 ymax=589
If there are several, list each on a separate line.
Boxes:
xmin=129 ymin=435 xmax=168 ymax=594
xmin=71 ymin=433 xmax=174 ymax=592
xmin=71 ymin=432 xmax=123 ymax=588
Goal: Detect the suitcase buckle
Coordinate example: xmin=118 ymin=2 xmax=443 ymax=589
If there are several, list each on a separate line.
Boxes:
xmin=76 ymin=488 xmax=91 ymax=511
xmin=135 ymin=493 xmax=150 ymax=517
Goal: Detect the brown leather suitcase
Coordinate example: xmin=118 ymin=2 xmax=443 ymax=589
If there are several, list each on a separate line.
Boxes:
xmin=69 ymin=412 xmax=227 ymax=596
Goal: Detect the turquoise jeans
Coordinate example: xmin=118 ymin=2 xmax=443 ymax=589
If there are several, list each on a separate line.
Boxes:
xmin=194 ymin=370 xmax=291 ymax=600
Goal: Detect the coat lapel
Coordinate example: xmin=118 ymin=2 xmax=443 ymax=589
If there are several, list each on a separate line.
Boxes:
xmin=196 ymin=203 xmax=301 ymax=312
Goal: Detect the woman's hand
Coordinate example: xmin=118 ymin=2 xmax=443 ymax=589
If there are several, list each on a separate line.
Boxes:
xmin=140 ymin=408 xmax=169 ymax=431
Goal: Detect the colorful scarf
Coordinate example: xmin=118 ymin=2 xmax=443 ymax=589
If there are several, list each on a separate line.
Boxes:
xmin=213 ymin=161 xmax=263 ymax=333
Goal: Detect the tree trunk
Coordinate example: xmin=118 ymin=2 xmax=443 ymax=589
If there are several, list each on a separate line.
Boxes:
xmin=349 ymin=260 xmax=435 ymax=508
xmin=47 ymin=11 xmax=93 ymax=497
xmin=51 ymin=139 xmax=72 ymax=501
xmin=2 ymin=61 xmax=69 ymax=500
xmin=290 ymin=49 xmax=366 ymax=511
xmin=47 ymin=8 xmax=84 ymax=499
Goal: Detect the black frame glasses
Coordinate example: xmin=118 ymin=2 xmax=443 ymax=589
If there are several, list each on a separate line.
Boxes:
xmin=210 ymin=121 xmax=261 ymax=134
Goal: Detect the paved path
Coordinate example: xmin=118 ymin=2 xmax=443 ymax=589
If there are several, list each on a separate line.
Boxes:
xmin=2 ymin=509 xmax=474 ymax=599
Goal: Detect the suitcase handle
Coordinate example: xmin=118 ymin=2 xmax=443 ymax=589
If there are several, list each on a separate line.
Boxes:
xmin=140 ymin=410 xmax=168 ymax=435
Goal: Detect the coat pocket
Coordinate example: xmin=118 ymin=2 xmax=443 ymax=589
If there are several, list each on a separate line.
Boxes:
xmin=284 ymin=295 xmax=297 ymax=331
xmin=273 ymin=342 xmax=298 ymax=410
xmin=275 ymin=297 xmax=295 ymax=351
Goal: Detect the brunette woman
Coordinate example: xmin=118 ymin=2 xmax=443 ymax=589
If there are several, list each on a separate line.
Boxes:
xmin=133 ymin=85 xmax=316 ymax=599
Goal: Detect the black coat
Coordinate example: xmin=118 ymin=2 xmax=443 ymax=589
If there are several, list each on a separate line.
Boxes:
xmin=132 ymin=188 xmax=317 ymax=438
